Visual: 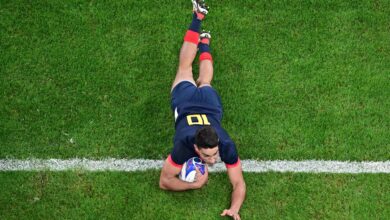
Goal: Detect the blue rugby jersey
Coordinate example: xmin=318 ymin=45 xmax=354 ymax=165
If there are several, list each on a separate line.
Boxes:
xmin=168 ymin=98 xmax=240 ymax=169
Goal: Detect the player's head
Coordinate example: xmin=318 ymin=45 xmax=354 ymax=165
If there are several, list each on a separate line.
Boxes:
xmin=194 ymin=126 xmax=219 ymax=165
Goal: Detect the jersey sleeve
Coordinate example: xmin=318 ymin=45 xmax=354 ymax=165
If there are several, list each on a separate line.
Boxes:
xmin=219 ymin=140 xmax=240 ymax=168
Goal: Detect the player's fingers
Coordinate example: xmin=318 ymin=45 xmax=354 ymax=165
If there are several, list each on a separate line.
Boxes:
xmin=195 ymin=166 xmax=200 ymax=174
xmin=220 ymin=210 xmax=228 ymax=216
xmin=195 ymin=166 xmax=208 ymax=185
xmin=197 ymin=172 xmax=205 ymax=183
xmin=221 ymin=210 xmax=234 ymax=217
xmin=194 ymin=167 xmax=201 ymax=181
xmin=196 ymin=166 xmax=206 ymax=177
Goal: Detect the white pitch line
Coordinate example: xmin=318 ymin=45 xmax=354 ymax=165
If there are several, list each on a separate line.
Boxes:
xmin=1 ymin=159 xmax=390 ymax=174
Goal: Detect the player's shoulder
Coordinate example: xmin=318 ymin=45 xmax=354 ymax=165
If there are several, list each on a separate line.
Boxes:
xmin=171 ymin=134 xmax=197 ymax=166
xmin=219 ymin=139 xmax=239 ymax=167
xmin=219 ymin=138 xmax=236 ymax=151
xmin=216 ymin=126 xmax=238 ymax=163
xmin=214 ymin=126 xmax=233 ymax=142
xmin=174 ymin=125 xmax=198 ymax=141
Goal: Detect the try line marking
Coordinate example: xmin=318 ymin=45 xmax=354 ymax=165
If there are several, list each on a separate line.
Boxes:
xmin=0 ymin=159 xmax=389 ymax=173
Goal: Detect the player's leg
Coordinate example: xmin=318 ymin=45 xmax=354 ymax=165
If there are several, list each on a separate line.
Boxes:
xmin=197 ymin=31 xmax=213 ymax=87
xmin=172 ymin=0 xmax=209 ymax=91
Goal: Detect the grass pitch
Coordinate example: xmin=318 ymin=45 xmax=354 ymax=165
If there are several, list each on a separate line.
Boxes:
xmin=1 ymin=0 xmax=389 ymax=160
xmin=1 ymin=0 xmax=389 ymax=219
xmin=1 ymin=171 xmax=389 ymax=219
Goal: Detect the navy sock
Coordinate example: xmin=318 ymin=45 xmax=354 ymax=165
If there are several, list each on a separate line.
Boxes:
xmin=198 ymin=43 xmax=210 ymax=53
xmin=189 ymin=13 xmax=201 ymax=33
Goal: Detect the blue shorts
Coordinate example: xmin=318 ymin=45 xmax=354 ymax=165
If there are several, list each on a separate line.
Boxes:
xmin=171 ymin=81 xmax=222 ymax=112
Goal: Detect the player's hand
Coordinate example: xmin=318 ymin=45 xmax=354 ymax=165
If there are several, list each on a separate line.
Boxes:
xmin=193 ymin=165 xmax=208 ymax=189
xmin=221 ymin=209 xmax=240 ymax=220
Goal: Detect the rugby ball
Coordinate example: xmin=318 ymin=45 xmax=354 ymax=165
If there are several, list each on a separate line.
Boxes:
xmin=179 ymin=157 xmax=205 ymax=182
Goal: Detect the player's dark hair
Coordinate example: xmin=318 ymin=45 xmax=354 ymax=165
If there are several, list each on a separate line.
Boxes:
xmin=195 ymin=126 xmax=219 ymax=149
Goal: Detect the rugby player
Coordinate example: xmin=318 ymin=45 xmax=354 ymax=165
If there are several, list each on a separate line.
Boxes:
xmin=159 ymin=1 xmax=246 ymax=219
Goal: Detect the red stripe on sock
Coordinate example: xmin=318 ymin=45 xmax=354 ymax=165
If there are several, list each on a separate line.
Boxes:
xmin=184 ymin=30 xmax=199 ymax=45
xmin=199 ymin=52 xmax=212 ymax=61
xmin=196 ymin=12 xmax=205 ymax=20
xmin=200 ymin=38 xmax=209 ymax=44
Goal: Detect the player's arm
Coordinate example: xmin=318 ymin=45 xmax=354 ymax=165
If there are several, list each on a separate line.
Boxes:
xmin=159 ymin=156 xmax=208 ymax=191
xmin=221 ymin=161 xmax=246 ymax=220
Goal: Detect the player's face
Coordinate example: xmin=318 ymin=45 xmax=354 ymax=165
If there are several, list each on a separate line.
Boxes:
xmin=194 ymin=145 xmax=219 ymax=165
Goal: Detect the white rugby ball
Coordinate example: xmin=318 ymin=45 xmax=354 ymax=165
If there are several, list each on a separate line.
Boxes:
xmin=179 ymin=157 xmax=205 ymax=182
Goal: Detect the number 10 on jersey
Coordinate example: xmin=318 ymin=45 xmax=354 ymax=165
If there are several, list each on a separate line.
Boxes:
xmin=186 ymin=114 xmax=210 ymax=126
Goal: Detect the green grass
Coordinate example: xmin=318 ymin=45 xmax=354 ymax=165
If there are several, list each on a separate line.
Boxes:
xmin=0 ymin=171 xmax=389 ymax=219
xmin=1 ymin=0 xmax=390 ymax=160
xmin=1 ymin=1 xmax=390 ymax=219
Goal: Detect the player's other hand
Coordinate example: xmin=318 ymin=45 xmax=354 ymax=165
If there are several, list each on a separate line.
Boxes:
xmin=192 ymin=165 xmax=208 ymax=189
xmin=221 ymin=209 xmax=241 ymax=220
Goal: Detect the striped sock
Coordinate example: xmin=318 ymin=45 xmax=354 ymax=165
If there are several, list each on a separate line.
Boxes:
xmin=199 ymin=38 xmax=212 ymax=61
xmin=184 ymin=13 xmax=202 ymax=45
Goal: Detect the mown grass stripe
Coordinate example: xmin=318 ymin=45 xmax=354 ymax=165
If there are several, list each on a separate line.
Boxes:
xmin=0 ymin=159 xmax=389 ymax=173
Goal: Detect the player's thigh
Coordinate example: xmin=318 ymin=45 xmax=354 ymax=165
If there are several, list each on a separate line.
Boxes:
xmin=199 ymin=86 xmax=223 ymax=110
xmin=171 ymin=69 xmax=196 ymax=91
xmin=171 ymin=80 xmax=197 ymax=114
